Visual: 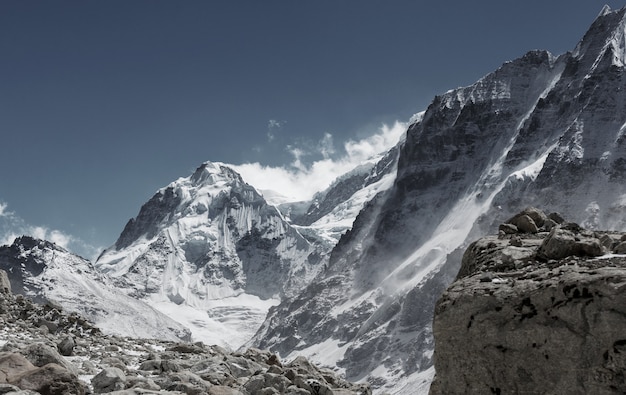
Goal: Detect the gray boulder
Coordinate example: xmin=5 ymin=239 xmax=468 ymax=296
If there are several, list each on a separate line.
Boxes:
xmin=513 ymin=214 xmax=538 ymax=233
xmin=126 ymin=376 xmax=161 ymax=391
xmin=19 ymin=343 xmax=77 ymax=375
xmin=207 ymin=386 xmax=245 ymax=395
xmin=614 ymin=241 xmax=626 ymax=254
xmin=0 ymin=353 xmax=35 ymax=382
xmin=91 ymin=367 xmax=126 ymax=393
xmin=225 ymin=355 xmax=263 ymax=378
xmin=9 ymin=363 xmax=86 ymax=395
xmin=505 ymin=207 xmax=548 ymax=233
xmin=57 ymin=336 xmax=75 ymax=357
xmin=537 ymin=227 xmax=605 ymax=260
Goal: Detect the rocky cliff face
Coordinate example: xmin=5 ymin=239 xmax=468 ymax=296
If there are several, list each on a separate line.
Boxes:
xmin=250 ymin=7 xmax=626 ymax=393
xmin=431 ymin=208 xmax=626 ymax=394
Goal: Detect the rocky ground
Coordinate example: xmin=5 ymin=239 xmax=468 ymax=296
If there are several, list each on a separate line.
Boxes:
xmin=430 ymin=207 xmax=626 ymax=394
xmin=0 ymin=271 xmax=371 ymax=395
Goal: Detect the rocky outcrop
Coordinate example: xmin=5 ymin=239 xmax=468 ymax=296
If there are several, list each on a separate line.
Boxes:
xmin=431 ymin=208 xmax=626 ymax=394
xmin=0 ymin=269 xmax=370 ymax=394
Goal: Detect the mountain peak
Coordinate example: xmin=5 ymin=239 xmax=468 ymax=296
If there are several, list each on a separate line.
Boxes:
xmin=574 ymin=6 xmax=626 ymax=71
xmin=599 ymin=4 xmax=612 ymax=18
xmin=11 ymin=235 xmax=64 ymax=254
xmin=190 ymin=161 xmax=243 ymax=185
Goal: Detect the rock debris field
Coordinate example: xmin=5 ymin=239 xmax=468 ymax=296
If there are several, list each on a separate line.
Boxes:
xmin=0 ymin=270 xmax=371 ymax=395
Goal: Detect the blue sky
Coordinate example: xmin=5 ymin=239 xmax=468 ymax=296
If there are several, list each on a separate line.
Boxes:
xmin=1 ymin=1 xmax=624 ymax=259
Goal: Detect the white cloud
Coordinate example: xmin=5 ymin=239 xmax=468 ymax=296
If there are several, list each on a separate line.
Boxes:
xmin=0 ymin=201 xmax=102 ymax=261
xmin=286 ymin=145 xmax=307 ymax=172
xmin=233 ymin=121 xmax=407 ymax=203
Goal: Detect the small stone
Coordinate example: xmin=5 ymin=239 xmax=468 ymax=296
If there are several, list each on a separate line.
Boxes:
xmin=267 ymin=353 xmax=282 ymax=367
xmin=548 ymin=212 xmax=565 ymax=224
xmin=499 ymin=223 xmax=518 ymax=234
xmin=541 ymin=218 xmax=558 ymax=232
xmin=614 ymin=241 xmax=626 ymax=254
xmin=479 ymin=272 xmax=494 ymax=282
xmin=57 ymin=336 xmax=75 ymax=357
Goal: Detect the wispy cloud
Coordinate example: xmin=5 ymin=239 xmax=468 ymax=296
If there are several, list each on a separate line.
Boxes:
xmin=0 ymin=202 xmax=8 ymax=217
xmin=0 ymin=201 xmax=102 ymax=261
xmin=233 ymin=121 xmax=407 ymax=203
xmin=318 ymin=132 xmax=335 ymax=159
xmin=267 ymin=119 xmax=286 ymax=142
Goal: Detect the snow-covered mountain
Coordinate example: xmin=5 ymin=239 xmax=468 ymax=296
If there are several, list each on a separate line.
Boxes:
xmin=92 ymin=152 xmax=405 ymax=350
xmin=95 ymin=162 xmax=328 ymax=348
xmin=0 ymin=236 xmax=190 ymax=341
xmin=247 ymin=6 xmax=626 ymax=393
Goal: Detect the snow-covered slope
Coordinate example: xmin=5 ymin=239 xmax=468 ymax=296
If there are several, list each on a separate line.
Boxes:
xmin=0 ymin=236 xmax=190 ymax=341
xmin=249 ymin=7 xmax=626 ymax=393
xmin=96 ymin=162 xmax=324 ymax=349
xmin=289 ymin=141 xmax=403 ymax=248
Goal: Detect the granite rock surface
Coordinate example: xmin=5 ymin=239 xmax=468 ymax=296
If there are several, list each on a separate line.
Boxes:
xmin=431 ymin=208 xmax=626 ymax=394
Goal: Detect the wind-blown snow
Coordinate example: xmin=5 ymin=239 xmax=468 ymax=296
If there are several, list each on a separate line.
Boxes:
xmin=303 ymin=171 xmax=396 ymax=245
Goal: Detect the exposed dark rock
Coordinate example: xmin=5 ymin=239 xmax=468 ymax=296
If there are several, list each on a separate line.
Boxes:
xmin=57 ymin=336 xmax=75 ymax=357
xmin=498 ymin=223 xmax=518 ymax=234
xmin=537 ymin=226 xmax=606 ymax=260
xmin=431 ymin=209 xmax=626 ymax=394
